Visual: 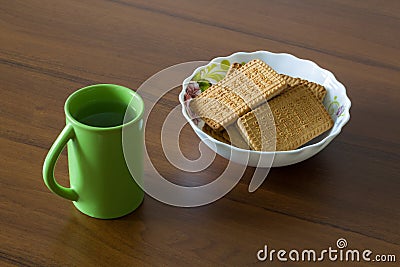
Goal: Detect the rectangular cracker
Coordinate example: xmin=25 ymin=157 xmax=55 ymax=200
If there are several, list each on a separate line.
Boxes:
xmin=237 ymin=84 xmax=333 ymax=151
xmin=222 ymin=124 xmax=250 ymax=150
xmin=223 ymin=59 xmax=287 ymax=108
xmin=202 ymin=124 xmax=249 ymax=149
xmin=226 ymin=62 xmax=242 ymax=76
xmin=192 ymin=85 xmax=249 ymax=131
xmin=190 ymin=59 xmax=287 ymax=131
xmin=280 ymin=74 xmax=327 ymax=102
xmin=202 ymin=124 xmax=229 ymax=144
xmin=305 ymin=80 xmax=327 ymax=102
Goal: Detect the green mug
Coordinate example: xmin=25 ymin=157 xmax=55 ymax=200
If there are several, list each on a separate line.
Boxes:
xmin=43 ymin=84 xmax=144 ymax=219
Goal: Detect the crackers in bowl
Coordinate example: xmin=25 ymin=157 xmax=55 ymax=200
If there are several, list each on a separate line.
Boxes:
xmin=189 ymin=59 xmax=333 ymax=152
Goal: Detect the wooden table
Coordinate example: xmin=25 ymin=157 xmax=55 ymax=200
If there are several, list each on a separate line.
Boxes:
xmin=1 ymin=0 xmax=399 ymax=266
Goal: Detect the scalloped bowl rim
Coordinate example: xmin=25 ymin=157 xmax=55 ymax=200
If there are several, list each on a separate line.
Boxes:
xmin=179 ymin=51 xmax=351 ymax=159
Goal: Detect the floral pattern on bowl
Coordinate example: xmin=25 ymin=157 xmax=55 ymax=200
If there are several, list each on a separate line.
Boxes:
xmin=185 ymin=60 xmax=247 ymax=96
xmin=184 ymin=60 xmax=246 ymax=126
xmin=327 ymin=96 xmax=345 ymax=118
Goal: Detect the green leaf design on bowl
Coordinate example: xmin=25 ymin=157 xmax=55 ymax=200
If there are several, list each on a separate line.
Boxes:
xmin=328 ymin=96 xmax=345 ymax=117
xmin=191 ymin=60 xmax=249 ymax=92
xmin=191 ymin=62 xmax=229 ymax=85
xmin=220 ymin=60 xmax=231 ymax=70
xmin=197 ymin=79 xmax=212 ymax=92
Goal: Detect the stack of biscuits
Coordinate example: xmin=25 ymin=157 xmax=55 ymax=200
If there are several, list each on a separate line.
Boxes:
xmin=189 ymin=59 xmax=334 ymax=151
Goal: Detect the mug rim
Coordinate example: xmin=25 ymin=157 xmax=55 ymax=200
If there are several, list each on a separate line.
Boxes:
xmin=64 ymin=84 xmax=144 ymax=131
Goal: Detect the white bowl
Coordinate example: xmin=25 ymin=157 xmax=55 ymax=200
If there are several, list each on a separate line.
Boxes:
xmin=179 ymin=51 xmax=351 ymax=167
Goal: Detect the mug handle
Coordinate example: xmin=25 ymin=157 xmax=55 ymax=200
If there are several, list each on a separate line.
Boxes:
xmin=42 ymin=124 xmax=79 ymax=201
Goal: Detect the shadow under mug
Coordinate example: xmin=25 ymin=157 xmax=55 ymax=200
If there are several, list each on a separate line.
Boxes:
xmin=43 ymin=84 xmax=144 ymax=219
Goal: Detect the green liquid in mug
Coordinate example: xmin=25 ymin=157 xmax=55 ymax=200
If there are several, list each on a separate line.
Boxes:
xmin=76 ymin=101 xmax=136 ymax=127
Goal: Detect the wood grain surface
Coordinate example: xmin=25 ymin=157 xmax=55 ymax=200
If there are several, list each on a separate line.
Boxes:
xmin=1 ymin=0 xmax=399 ymax=266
